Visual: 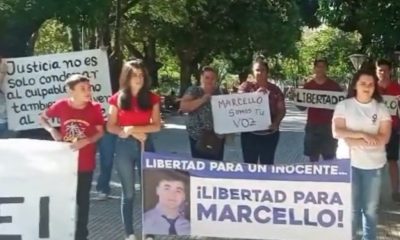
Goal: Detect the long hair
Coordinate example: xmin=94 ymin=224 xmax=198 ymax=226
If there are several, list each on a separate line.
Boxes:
xmin=347 ymin=69 xmax=383 ymax=102
xmin=118 ymin=59 xmax=152 ymax=110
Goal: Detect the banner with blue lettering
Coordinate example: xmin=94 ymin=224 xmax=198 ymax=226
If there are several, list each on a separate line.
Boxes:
xmin=142 ymin=153 xmax=351 ymax=240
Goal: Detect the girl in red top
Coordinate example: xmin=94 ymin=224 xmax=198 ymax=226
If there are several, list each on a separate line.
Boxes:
xmin=107 ymin=60 xmax=161 ymax=240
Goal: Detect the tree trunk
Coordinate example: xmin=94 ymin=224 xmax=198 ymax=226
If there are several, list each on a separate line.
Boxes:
xmin=88 ymin=28 xmax=97 ymax=49
xmin=68 ymin=25 xmax=81 ymax=51
xmin=108 ymin=0 xmax=123 ymax=93
xmin=144 ymin=38 xmax=161 ymax=87
xmin=179 ymin=58 xmax=193 ymax=96
xmin=27 ymin=31 xmax=39 ymax=55
xmin=0 ymin=18 xmax=46 ymax=57
xmin=238 ymin=71 xmax=248 ymax=84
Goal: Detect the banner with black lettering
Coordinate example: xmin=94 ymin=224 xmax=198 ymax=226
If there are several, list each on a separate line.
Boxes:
xmin=142 ymin=152 xmax=351 ymax=240
xmin=3 ymin=49 xmax=112 ymax=130
xmin=211 ymin=92 xmax=271 ymax=134
xmin=0 ymin=139 xmax=77 ymax=240
xmin=295 ymin=89 xmax=398 ymax=115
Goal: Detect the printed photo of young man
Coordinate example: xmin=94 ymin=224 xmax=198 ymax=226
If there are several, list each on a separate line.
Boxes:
xmin=143 ymin=169 xmax=190 ymax=236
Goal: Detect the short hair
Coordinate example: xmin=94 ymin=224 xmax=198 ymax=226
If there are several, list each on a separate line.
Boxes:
xmin=201 ymin=66 xmax=217 ymax=75
xmin=65 ymin=74 xmax=90 ymax=90
xmin=314 ymin=58 xmax=328 ymax=67
xmin=376 ymin=59 xmax=392 ymax=69
xmin=157 ymin=170 xmax=189 ymax=188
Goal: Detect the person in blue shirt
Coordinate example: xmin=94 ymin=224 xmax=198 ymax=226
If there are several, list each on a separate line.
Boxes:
xmin=143 ymin=171 xmax=190 ymax=236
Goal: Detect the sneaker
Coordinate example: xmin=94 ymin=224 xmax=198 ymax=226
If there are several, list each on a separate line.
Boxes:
xmin=392 ymin=192 xmax=400 ymax=203
xmin=93 ymin=192 xmax=108 ymax=201
xmin=125 ymin=235 xmax=136 ymax=240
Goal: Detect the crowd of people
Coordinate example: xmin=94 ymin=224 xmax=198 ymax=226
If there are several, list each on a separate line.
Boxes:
xmin=1 ymin=54 xmax=400 ymax=240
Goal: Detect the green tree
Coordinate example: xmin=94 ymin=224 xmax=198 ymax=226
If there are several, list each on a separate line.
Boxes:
xmin=318 ymin=0 xmax=400 ymax=57
xmin=34 ymin=20 xmax=71 ymax=55
xmin=281 ymin=26 xmax=361 ymax=83
xmin=152 ymin=0 xmax=305 ymax=94
xmin=0 ymin=0 xmax=110 ymax=57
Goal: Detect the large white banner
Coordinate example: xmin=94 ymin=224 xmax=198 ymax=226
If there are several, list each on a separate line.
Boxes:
xmin=142 ymin=152 xmax=352 ymax=240
xmin=0 ymin=139 xmax=78 ymax=240
xmin=211 ymin=92 xmax=271 ymax=134
xmin=2 ymin=49 xmax=112 ymax=130
xmin=295 ymin=88 xmax=398 ymax=115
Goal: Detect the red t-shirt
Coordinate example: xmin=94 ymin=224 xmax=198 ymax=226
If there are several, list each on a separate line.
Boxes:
xmin=45 ymin=99 xmax=104 ymax=172
xmin=238 ymin=81 xmax=285 ymax=121
xmin=108 ymin=91 xmax=160 ymax=126
xmin=378 ymin=81 xmax=400 ymax=129
xmin=303 ymin=79 xmax=342 ymax=124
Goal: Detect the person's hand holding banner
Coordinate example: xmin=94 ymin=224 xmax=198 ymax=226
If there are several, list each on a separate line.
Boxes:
xmin=48 ymin=128 xmax=62 ymax=141
xmin=256 ymin=87 xmax=268 ymax=94
xmin=70 ymin=138 xmax=90 ymax=151
xmin=268 ymin=121 xmax=279 ymax=132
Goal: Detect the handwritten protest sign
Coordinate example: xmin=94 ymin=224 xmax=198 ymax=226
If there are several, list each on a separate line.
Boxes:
xmin=0 ymin=139 xmax=77 ymax=240
xmin=295 ymin=88 xmax=398 ymax=115
xmin=211 ymin=92 xmax=271 ymax=134
xmin=3 ymin=49 xmax=112 ymax=130
xmin=295 ymin=89 xmax=345 ymax=110
xmin=142 ymin=152 xmax=352 ymax=240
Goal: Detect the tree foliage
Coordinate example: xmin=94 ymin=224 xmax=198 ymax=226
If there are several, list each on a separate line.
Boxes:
xmin=318 ymin=0 xmax=400 ymax=57
xmin=281 ymin=26 xmax=361 ymax=84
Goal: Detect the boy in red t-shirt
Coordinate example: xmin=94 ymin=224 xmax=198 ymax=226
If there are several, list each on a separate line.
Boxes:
xmin=299 ymin=58 xmax=342 ymax=162
xmin=376 ymin=59 xmax=400 ymax=202
xmin=39 ymin=74 xmax=104 ymax=240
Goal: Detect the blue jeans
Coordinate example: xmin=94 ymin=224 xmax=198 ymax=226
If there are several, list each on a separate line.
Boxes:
xmin=115 ymin=136 xmax=142 ymax=236
xmin=96 ymin=132 xmax=117 ymax=194
xmin=352 ymin=167 xmax=382 ymax=240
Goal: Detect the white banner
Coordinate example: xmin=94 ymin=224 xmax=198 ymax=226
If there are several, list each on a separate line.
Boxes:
xmin=294 ymin=89 xmax=345 ymax=110
xmin=0 ymin=139 xmax=78 ymax=240
xmin=295 ymin=89 xmax=398 ymax=115
xmin=211 ymin=92 xmax=271 ymax=134
xmin=3 ymin=49 xmax=112 ymax=130
xmin=142 ymin=153 xmax=352 ymax=240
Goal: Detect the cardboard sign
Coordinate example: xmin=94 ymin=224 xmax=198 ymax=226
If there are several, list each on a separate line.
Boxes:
xmin=3 ymin=49 xmax=112 ymax=130
xmin=211 ymin=93 xmax=271 ymax=134
xmin=295 ymin=89 xmax=398 ymax=115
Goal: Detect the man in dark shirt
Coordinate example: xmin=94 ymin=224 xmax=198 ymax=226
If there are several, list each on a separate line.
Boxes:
xmin=299 ymin=58 xmax=342 ymax=162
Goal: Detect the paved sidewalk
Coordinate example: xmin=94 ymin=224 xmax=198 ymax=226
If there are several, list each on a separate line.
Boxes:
xmin=88 ymin=101 xmax=400 ymax=240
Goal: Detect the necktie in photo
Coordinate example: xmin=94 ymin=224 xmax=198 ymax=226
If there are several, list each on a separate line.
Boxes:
xmin=162 ymin=215 xmax=178 ymax=235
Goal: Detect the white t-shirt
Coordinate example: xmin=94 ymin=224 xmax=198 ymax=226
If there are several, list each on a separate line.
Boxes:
xmin=333 ymin=98 xmax=391 ymax=170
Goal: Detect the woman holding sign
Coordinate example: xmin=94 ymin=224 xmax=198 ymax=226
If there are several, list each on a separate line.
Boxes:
xmin=238 ymin=56 xmax=286 ymax=165
xmin=332 ymin=69 xmax=391 ymax=240
xmin=106 ymin=59 xmax=161 ymax=240
xmin=180 ymin=66 xmax=225 ymax=161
